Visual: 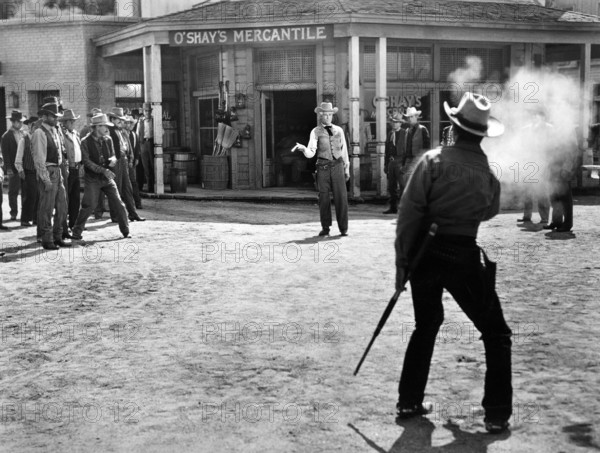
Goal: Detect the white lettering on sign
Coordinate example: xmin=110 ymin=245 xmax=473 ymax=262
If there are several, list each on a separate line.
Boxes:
xmin=171 ymin=26 xmax=329 ymax=46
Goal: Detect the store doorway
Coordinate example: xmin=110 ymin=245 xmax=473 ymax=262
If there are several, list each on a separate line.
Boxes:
xmin=261 ymin=89 xmax=316 ymax=188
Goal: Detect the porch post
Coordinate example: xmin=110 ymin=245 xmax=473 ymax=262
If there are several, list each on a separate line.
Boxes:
xmin=348 ymin=36 xmax=361 ymax=198
xmin=375 ymin=37 xmax=387 ymax=196
xmin=143 ymin=44 xmax=164 ymax=194
xmin=580 ymin=42 xmax=592 ymax=187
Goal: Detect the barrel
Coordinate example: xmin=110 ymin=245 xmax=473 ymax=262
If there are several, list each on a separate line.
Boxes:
xmin=163 ymin=153 xmax=172 ymax=185
xmin=201 ymin=155 xmax=229 ymax=190
xmin=359 ymin=155 xmax=372 ymax=191
xmin=172 ymin=152 xmax=198 ymax=184
xmin=170 ymin=168 xmax=188 ymax=193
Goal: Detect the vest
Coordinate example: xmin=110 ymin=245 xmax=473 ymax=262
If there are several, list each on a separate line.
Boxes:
xmin=41 ymin=126 xmax=59 ymax=164
xmin=315 ymin=125 xmax=343 ymax=160
xmin=82 ymin=135 xmax=112 ymax=177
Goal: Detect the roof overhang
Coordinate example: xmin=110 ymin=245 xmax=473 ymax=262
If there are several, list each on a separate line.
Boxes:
xmin=94 ymin=14 xmax=600 ymax=57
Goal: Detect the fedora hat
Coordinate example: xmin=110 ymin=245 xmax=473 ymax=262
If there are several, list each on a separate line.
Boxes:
xmin=107 ymin=107 xmax=127 ymax=121
xmin=59 ymin=109 xmax=81 ymax=121
xmin=87 ymin=108 xmax=103 ymax=118
xmin=6 ymin=110 xmax=27 ymax=122
xmin=38 ymin=103 xmax=64 ymax=117
xmin=443 ymin=92 xmax=504 ymax=137
xmin=315 ymin=102 xmax=338 ymax=114
xmin=24 ymin=116 xmax=39 ymax=126
xmin=90 ymin=113 xmax=114 ymax=127
xmin=403 ymin=106 xmax=422 ymax=118
xmin=124 ymin=115 xmax=135 ymax=123
xmin=388 ymin=112 xmax=405 ymax=123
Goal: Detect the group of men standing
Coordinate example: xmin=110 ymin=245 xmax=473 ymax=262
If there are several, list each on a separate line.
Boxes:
xmin=0 ymin=98 xmax=151 ymax=249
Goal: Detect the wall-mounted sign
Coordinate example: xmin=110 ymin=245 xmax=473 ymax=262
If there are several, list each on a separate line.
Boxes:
xmin=169 ymin=25 xmax=332 ymax=46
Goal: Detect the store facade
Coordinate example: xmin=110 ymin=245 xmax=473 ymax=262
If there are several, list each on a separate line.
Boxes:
xmin=92 ymin=1 xmax=600 ymax=196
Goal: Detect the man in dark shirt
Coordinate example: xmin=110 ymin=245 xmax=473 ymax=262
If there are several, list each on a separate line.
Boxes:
xmin=395 ymin=93 xmax=512 ymax=434
xmin=71 ymin=114 xmax=130 ymax=240
xmin=383 ymin=113 xmax=407 ymax=214
xmin=1 ymin=110 xmax=27 ymax=221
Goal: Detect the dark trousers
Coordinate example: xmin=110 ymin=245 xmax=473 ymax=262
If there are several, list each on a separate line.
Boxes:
xmin=67 ymin=166 xmax=81 ymax=229
xmin=399 ymin=236 xmax=512 ymax=421
xmin=61 ymin=165 xmax=70 ymax=234
xmin=141 ymin=139 xmax=155 ymax=193
xmin=37 ymin=167 xmax=67 ymax=244
xmin=115 ymin=156 xmax=139 ymax=220
xmin=316 ymin=160 xmax=348 ymax=233
xmin=8 ymin=171 xmax=21 ymax=219
xmin=0 ymin=183 xmax=4 ymax=226
xmin=21 ymin=171 xmax=39 ymax=224
xmin=386 ymin=160 xmax=404 ymax=210
xmin=550 ymin=181 xmax=573 ymax=229
xmin=136 ymin=162 xmax=145 ymax=194
xmin=72 ymin=175 xmax=129 ymax=237
xmin=129 ymin=163 xmax=142 ymax=207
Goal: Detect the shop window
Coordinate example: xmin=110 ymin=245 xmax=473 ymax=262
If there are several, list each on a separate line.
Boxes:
xmin=255 ymin=47 xmax=315 ymax=84
xmin=115 ymin=82 xmax=180 ymax=147
xmin=363 ymin=44 xmax=432 ymax=81
xmin=439 ymin=47 xmax=506 ymax=81
xmin=195 ymin=54 xmax=220 ymax=93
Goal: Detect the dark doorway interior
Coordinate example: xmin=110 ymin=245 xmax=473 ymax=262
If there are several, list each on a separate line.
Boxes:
xmin=272 ymin=90 xmax=316 ymax=188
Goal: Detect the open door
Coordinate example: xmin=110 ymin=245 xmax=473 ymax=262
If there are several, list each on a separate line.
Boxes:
xmin=261 ymin=91 xmax=275 ymax=187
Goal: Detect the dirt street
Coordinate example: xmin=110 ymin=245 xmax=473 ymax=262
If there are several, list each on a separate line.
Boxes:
xmin=1 ymin=195 xmax=599 ymax=452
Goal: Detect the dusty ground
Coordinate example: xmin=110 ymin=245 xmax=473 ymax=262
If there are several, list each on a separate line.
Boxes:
xmin=1 ymin=193 xmax=599 ymax=453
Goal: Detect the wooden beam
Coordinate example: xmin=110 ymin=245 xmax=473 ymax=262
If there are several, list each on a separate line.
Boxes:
xmin=146 ymin=44 xmax=164 ymax=195
xmin=375 ymin=37 xmax=387 ymax=196
xmin=348 ymin=36 xmax=361 ymax=198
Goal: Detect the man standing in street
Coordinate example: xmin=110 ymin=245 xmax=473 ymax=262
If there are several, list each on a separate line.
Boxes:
xmin=395 ymin=92 xmax=512 ymax=434
xmin=401 ymin=106 xmax=431 ymax=183
xmin=137 ymin=102 xmax=155 ymax=193
xmin=125 ymin=114 xmax=143 ymax=209
xmin=107 ymin=108 xmax=145 ymax=222
xmin=15 ymin=116 xmax=39 ymax=227
xmin=71 ymin=114 xmax=129 ymax=240
xmin=31 ymin=103 xmax=70 ymax=250
xmin=292 ymin=102 xmax=350 ymax=236
xmin=59 ymin=109 xmax=83 ymax=232
xmin=1 ymin=110 xmax=27 ymax=222
xmin=383 ymin=112 xmax=407 ymax=214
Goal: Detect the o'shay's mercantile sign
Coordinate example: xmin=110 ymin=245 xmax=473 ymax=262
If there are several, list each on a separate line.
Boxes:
xmin=169 ymin=25 xmax=332 ymax=46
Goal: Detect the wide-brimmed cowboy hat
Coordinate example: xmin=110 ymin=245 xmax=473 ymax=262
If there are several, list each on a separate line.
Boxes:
xmin=38 ymin=103 xmax=64 ymax=117
xmin=87 ymin=108 xmax=103 ymax=118
xmin=315 ymin=102 xmax=338 ymax=114
xmin=6 ymin=110 xmax=27 ymax=122
xmin=388 ymin=112 xmax=406 ymax=123
xmin=59 ymin=109 xmax=81 ymax=121
xmin=23 ymin=116 xmax=39 ymax=126
xmin=107 ymin=107 xmax=127 ymax=121
xmin=443 ymin=92 xmax=504 ymax=137
xmin=90 ymin=113 xmax=114 ymax=127
xmin=403 ymin=106 xmax=422 ymax=118
xmin=124 ymin=115 xmax=135 ymax=123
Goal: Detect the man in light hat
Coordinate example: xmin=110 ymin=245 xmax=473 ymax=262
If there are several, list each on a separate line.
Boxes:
xmin=31 ymin=103 xmax=70 ymax=250
xmin=107 ymin=107 xmax=145 ymax=222
xmin=383 ymin=112 xmax=407 ymax=214
xmin=15 ymin=116 xmax=39 ymax=227
xmin=71 ymin=114 xmax=129 ymax=240
xmin=292 ymin=102 xmax=350 ymax=236
xmin=401 ymin=106 xmax=431 ymax=178
xmin=59 ymin=109 xmax=83 ymax=232
xmin=1 ymin=110 xmax=28 ymax=222
xmin=394 ymin=92 xmax=512 ymax=434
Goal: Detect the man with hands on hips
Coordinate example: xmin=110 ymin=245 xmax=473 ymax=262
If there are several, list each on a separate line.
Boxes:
xmin=292 ymin=102 xmax=350 ymax=237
